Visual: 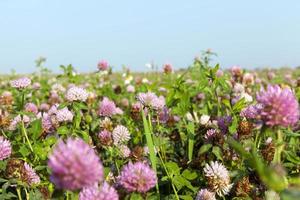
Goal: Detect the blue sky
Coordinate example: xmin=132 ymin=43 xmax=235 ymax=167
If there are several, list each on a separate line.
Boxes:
xmin=0 ymin=0 xmax=300 ymax=73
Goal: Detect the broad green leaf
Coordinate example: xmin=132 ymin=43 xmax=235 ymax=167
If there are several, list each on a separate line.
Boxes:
xmin=198 ymin=144 xmax=212 ymax=155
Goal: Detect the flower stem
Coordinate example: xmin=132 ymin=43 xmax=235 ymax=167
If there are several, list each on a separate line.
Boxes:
xmin=141 ymin=110 xmax=159 ymax=194
xmin=157 ymin=151 xmax=179 ymax=200
xmin=16 ymin=188 xmax=22 ymax=200
xmin=20 ymin=91 xmax=25 ymax=110
xmin=24 ymin=187 xmax=29 ymax=200
xmin=21 ymin=120 xmax=33 ymax=152
xmin=273 ymin=129 xmax=284 ymax=163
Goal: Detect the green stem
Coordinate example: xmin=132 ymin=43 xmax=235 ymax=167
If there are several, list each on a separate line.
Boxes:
xmin=142 ymin=110 xmax=159 ymax=194
xmin=16 ymin=188 xmax=22 ymax=200
xmin=66 ymin=191 xmax=70 ymax=200
xmin=24 ymin=187 xmax=29 ymax=200
xmin=20 ymin=92 xmax=25 ymax=110
xmin=1 ymin=129 xmax=7 ymax=138
xmin=273 ymin=129 xmax=284 ymax=163
xmin=254 ymin=130 xmax=260 ymax=148
xmin=21 ymin=120 xmax=33 ymax=152
xmin=157 ymin=151 xmax=179 ymax=200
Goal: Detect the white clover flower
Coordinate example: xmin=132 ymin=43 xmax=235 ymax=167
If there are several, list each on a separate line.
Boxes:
xmin=233 ymin=83 xmax=245 ymax=93
xmin=186 ymin=112 xmax=194 ymax=122
xmin=126 ymin=85 xmax=135 ymax=93
xmin=200 ymin=115 xmax=210 ymax=125
xmin=65 ymin=87 xmax=88 ymax=102
xmin=51 ymin=83 xmax=66 ymax=93
xmin=265 ymin=137 xmax=273 ymax=145
xmin=119 ymin=145 xmax=131 ymax=158
xmin=240 ymin=92 xmax=253 ymax=102
xmin=124 ymin=75 xmax=133 ymax=85
xmin=10 ymin=77 xmax=31 ymax=89
xmin=204 ymin=161 xmax=232 ymax=196
xmin=112 ymin=125 xmax=130 ymax=145
xmin=142 ymin=78 xmax=149 ymax=84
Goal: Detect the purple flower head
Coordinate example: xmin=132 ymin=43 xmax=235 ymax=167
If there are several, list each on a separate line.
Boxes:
xmin=98 ymin=97 xmax=123 ymax=117
xmin=216 ymin=69 xmax=223 ymax=77
xmin=10 ymin=77 xmax=31 ymax=89
xmin=163 ymin=63 xmax=173 ymax=74
xmin=230 ymin=66 xmax=242 ymax=77
xmin=243 ymin=73 xmax=254 ymax=85
xmin=196 ymin=93 xmax=205 ymax=101
xmin=158 ymin=107 xmax=169 ymax=123
xmin=137 ymin=92 xmax=165 ymax=110
xmin=217 ymin=116 xmax=232 ymax=134
xmin=8 ymin=115 xmax=30 ymax=131
xmin=196 ymin=189 xmax=216 ymax=200
xmin=98 ymin=130 xmax=113 ymax=146
xmin=267 ymin=71 xmax=275 ymax=80
xmin=23 ymin=162 xmax=40 ymax=186
xmin=39 ymin=103 xmax=50 ymax=112
xmin=256 ymin=85 xmax=299 ymax=127
xmin=240 ymin=104 xmax=261 ymax=119
xmin=0 ymin=136 xmax=12 ymax=160
xmin=56 ymin=107 xmax=73 ymax=122
xmin=48 ymin=138 xmax=104 ymax=190
xmin=97 ymin=60 xmax=109 ymax=71
xmin=32 ymin=82 xmax=41 ymax=90
xmin=25 ymin=103 xmax=38 ymax=114
xmin=131 ymin=102 xmax=142 ymax=111
xmin=79 ymin=182 xmax=119 ymax=200
xmin=173 ymin=115 xmax=181 ymax=122
xmin=151 ymin=96 xmax=166 ymax=110
xmin=118 ymin=161 xmax=157 ymax=193
xmin=205 ymin=129 xmax=217 ymax=141
xmin=126 ymin=85 xmax=135 ymax=93
xmin=66 ymin=87 xmax=89 ymax=102
xmin=49 ymin=91 xmax=60 ymax=103
xmin=48 ymin=104 xmax=59 ymax=115
xmin=136 ymin=92 xmax=158 ymax=107
xmin=40 ymin=113 xmax=54 ymax=133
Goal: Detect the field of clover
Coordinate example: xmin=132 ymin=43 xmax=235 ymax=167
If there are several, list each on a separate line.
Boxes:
xmin=1 ymin=52 xmax=300 ymax=200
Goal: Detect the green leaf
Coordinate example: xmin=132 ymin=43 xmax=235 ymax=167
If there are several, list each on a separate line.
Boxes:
xmin=165 ymin=162 xmax=181 ymax=176
xmin=19 ymin=145 xmax=30 ymax=157
xmin=281 ymin=189 xmax=300 ymax=200
xmin=186 ymin=122 xmax=195 ymax=162
xmin=29 ymin=119 xmax=42 ymax=140
xmin=57 ymin=126 xmax=69 ymax=135
xmin=212 ymin=146 xmax=223 ymax=161
xmin=179 ymin=195 xmax=193 ymax=200
xmin=58 ymin=103 xmax=68 ymax=109
xmin=198 ymin=144 xmax=212 ymax=155
xmin=73 ymin=102 xmax=88 ymax=111
xmin=285 ymin=151 xmax=300 ymax=164
xmin=141 ymin=110 xmax=158 ymax=192
xmin=130 ymin=193 xmax=144 ymax=200
xmin=182 ymin=169 xmax=197 ymax=180
xmin=222 ymin=99 xmax=231 ymax=109
xmin=229 ymin=116 xmax=238 ymax=134
xmin=232 ymin=97 xmax=246 ymax=113
xmin=73 ymin=110 xmax=82 ymax=129
xmin=227 ymin=137 xmax=250 ymax=158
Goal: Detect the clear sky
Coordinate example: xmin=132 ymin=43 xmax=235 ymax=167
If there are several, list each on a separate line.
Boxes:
xmin=0 ymin=0 xmax=300 ymax=73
